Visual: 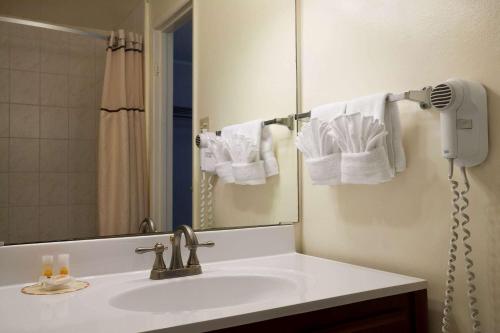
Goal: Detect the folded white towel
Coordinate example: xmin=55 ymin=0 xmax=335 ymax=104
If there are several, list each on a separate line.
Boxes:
xmin=303 ymin=101 xmax=346 ymax=185
xmin=341 ymin=146 xmax=393 ymax=184
xmin=224 ymin=133 xmax=266 ymax=185
xmin=305 ymin=154 xmax=342 ymax=185
xmin=224 ymin=133 xmax=258 ymax=163
xmin=232 ymin=161 xmax=266 ymax=185
xmin=329 ymin=113 xmax=392 ymax=184
xmin=221 ymin=120 xmax=262 ymax=150
xmin=222 ymin=120 xmax=275 ymax=185
xmin=260 ymin=127 xmax=279 ymax=177
xmin=345 ymin=93 xmax=406 ymax=175
xmin=311 ymin=101 xmax=347 ymax=121
xmin=215 ymin=162 xmax=234 ymax=184
xmin=296 ymin=118 xmax=341 ymax=185
xmin=208 ymin=136 xmax=235 ymax=183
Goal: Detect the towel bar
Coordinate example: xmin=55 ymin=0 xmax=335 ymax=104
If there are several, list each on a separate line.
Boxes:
xmin=195 ymin=115 xmax=295 ymax=148
xmin=294 ymin=86 xmax=433 ymax=121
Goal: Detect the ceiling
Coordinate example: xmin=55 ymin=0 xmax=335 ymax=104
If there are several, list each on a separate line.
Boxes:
xmin=0 ymin=0 xmax=143 ymax=31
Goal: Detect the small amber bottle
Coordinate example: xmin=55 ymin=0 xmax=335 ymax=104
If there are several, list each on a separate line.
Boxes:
xmin=42 ymin=255 xmax=54 ymax=278
xmin=57 ymin=254 xmax=70 ymax=275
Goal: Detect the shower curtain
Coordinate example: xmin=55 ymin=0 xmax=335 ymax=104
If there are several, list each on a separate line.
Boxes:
xmin=98 ymin=30 xmax=149 ymax=236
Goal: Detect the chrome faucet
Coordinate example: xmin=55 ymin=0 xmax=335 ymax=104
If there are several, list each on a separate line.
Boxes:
xmin=139 ymin=217 xmax=157 ymax=233
xmin=135 ymin=225 xmax=214 ymax=280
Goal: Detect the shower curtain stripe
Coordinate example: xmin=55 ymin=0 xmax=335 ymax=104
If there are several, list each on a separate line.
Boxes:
xmin=106 ymin=45 xmax=144 ymax=53
xmin=100 ymin=108 xmax=145 ymax=112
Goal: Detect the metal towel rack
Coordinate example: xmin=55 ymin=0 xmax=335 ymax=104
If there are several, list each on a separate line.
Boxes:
xmin=294 ymin=86 xmax=433 ymax=120
xmin=195 ymin=115 xmax=295 ymax=147
xmin=195 ymin=86 xmax=433 ymax=148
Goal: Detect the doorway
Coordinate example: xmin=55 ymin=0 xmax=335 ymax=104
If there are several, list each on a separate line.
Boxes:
xmin=171 ymin=20 xmax=193 ymax=230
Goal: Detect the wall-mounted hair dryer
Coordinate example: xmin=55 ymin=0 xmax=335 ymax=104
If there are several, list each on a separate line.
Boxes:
xmin=432 ymin=79 xmax=488 ymax=333
xmin=430 ymin=79 xmax=488 ymax=167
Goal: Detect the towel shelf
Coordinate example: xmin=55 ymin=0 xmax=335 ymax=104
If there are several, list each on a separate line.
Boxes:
xmin=294 ymin=86 xmax=433 ymax=121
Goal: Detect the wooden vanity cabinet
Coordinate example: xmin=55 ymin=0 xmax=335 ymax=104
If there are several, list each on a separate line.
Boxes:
xmin=211 ymin=289 xmax=427 ymax=333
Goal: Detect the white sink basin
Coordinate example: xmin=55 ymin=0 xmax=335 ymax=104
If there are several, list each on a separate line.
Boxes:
xmin=109 ymin=274 xmax=299 ymax=313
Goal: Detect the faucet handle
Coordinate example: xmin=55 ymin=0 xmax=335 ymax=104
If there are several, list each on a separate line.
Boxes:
xmin=186 ymin=241 xmax=215 ymax=267
xmin=187 ymin=241 xmax=215 ymax=250
xmin=135 ymin=242 xmax=166 ymax=254
xmin=135 ymin=243 xmax=167 ymax=280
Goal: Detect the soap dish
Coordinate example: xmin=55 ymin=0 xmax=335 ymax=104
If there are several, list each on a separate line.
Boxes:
xmin=39 ymin=274 xmax=73 ymax=291
xmin=21 ymin=276 xmax=89 ymax=295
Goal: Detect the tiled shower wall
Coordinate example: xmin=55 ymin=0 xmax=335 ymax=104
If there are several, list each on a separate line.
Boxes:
xmin=0 ymin=22 xmax=106 ymax=244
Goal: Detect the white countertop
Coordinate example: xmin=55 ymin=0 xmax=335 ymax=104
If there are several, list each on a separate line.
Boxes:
xmin=0 ymin=252 xmax=426 ymax=333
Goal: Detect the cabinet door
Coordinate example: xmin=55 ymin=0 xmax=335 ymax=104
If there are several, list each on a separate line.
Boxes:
xmin=210 ymin=291 xmax=427 ymax=333
xmin=316 ymin=312 xmax=410 ymax=333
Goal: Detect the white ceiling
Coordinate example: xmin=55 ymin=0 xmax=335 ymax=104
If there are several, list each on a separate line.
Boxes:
xmin=0 ymin=0 xmax=144 ymax=31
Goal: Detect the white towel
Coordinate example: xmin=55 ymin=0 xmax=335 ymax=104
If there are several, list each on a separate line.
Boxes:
xmin=305 ymin=101 xmax=347 ymax=185
xmin=341 ymin=146 xmax=392 ymax=184
xmin=296 ymin=118 xmax=341 ymax=185
xmin=207 ymin=137 xmax=235 ymax=184
xmin=222 ymin=120 xmax=270 ymax=185
xmin=345 ymin=93 xmax=406 ymax=175
xmin=232 ymin=161 xmax=266 ymax=185
xmin=311 ymin=101 xmax=347 ymax=121
xmin=329 ymin=113 xmax=392 ymax=184
xmin=224 ymin=133 xmax=266 ymax=185
xmin=223 ymin=122 xmax=279 ymax=178
xmin=260 ymin=126 xmax=279 ymax=177
xmin=305 ymin=154 xmax=342 ymax=185
xmin=221 ymin=120 xmax=262 ymax=150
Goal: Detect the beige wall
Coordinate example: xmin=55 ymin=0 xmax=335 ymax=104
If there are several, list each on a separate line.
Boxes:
xmin=192 ymin=0 xmax=298 ymax=228
xmin=299 ymin=1 xmax=500 ymax=332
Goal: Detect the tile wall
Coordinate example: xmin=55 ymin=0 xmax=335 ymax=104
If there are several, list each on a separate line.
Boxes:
xmin=0 ymin=22 xmax=106 ymax=244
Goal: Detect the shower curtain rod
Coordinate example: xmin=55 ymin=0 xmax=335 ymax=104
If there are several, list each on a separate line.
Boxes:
xmin=0 ymin=15 xmax=108 ymax=40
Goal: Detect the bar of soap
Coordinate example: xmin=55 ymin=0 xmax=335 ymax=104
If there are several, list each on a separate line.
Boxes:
xmin=39 ymin=275 xmax=74 ymax=291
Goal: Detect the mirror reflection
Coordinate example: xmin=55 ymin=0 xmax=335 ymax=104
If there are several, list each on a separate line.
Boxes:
xmin=191 ymin=0 xmax=298 ymax=230
xmin=0 ymin=0 xmax=298 ymax=245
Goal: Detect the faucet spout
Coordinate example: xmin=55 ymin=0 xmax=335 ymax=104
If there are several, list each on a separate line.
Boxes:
xmin=170 ymin=225 xmax=196 ymax=270
xmin=170 ymin=225 xmax=215 ymax=270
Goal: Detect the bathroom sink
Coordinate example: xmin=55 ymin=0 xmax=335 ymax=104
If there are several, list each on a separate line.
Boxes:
xmin=109 ymin=274 xmax=299 ymax=313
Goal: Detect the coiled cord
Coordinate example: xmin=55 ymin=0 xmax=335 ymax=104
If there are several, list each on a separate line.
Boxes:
xmin=441 ymin=161 xmax=482 ymax=333
xmin=459 ymin=167 xmax=481 ymax=332
xmin=442 ymin=159 xmax=460 ymax=333
xmin=199 ymin=172 xmax=215 ymax=230
xmin=200 ymin=172 xmax=207 ymax=229
xmin=206 ymin=174 xmax=215 ymax=228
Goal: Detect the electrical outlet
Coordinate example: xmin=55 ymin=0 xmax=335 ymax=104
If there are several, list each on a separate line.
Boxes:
xmin=200 ymin=117 xmax=209 ymax=130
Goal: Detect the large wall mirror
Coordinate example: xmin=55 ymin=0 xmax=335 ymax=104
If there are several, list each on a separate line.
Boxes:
xmin=0 ymin=0 xmax=299 ymax=246
xmin=190 ymin=0 xmax=298 ymax=230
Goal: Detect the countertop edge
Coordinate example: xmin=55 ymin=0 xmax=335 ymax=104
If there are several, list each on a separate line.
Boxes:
xmin=150 ymin=281 xmax=427 ymax=333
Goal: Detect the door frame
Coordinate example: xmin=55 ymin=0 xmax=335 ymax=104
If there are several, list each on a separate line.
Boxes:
xmin=149 ymin=0 xmax=193 ymax=232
